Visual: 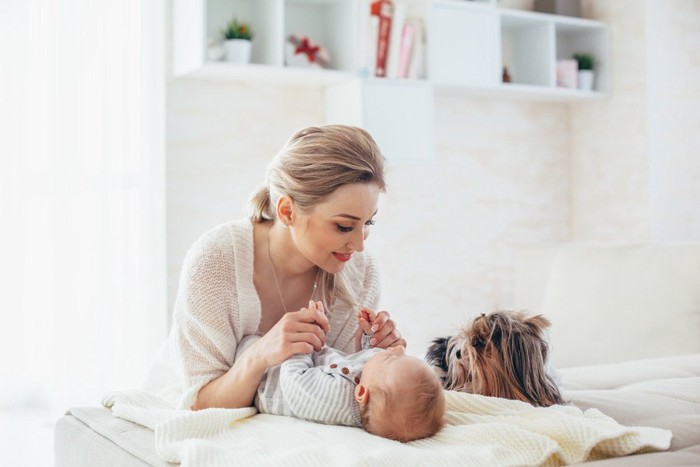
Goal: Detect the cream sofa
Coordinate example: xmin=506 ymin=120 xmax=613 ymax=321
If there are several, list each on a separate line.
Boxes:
xmin=515 ymin=243 xmax=700 ymax=368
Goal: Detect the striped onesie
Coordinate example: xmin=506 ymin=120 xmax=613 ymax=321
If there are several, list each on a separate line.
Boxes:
xmin=255 ymin=336 xmax=377 ymax=427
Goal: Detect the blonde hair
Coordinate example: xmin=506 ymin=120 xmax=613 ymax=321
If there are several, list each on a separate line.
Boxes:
xmin=248 ymin=125 xmax=386 ymax=308
xmin=360 ymin=365 xmax=446 ymax=442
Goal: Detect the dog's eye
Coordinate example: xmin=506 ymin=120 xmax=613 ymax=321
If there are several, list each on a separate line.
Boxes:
xmin=455 ymin=349 xmax=462 ymax=359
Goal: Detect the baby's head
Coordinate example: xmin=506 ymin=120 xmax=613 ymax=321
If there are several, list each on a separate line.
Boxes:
xmin=355 ymin=345 xmax=445 ymax=442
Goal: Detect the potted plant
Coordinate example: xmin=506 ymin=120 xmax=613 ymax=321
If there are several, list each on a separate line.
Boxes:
xmin=573 ymin=53 xmax=595 ymax=91
xmin=222 ymin=18 xmax=253 ymax=64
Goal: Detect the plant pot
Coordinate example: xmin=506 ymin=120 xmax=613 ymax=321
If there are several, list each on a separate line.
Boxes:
xmin=578 ymin=70 xmax=595 ymax=91
xmin=224 ymin=39 xmax=252 ymax=64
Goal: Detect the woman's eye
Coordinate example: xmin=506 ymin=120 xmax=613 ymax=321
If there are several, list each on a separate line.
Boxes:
xmin=336 ymin=224 xmax=353 ymax=233
xmin=365 ymin=219 xmax=375 ymax=227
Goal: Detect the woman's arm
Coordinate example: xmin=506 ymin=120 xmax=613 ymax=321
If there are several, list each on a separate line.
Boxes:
xmin=192 ymin=304 xmax=329 ymax=410
xmin=191 ymin=347 xmax=267 ymax=410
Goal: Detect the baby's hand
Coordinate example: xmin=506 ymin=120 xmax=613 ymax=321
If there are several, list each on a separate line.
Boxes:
xmin=354 ymin=307 xmax=378 ymax=351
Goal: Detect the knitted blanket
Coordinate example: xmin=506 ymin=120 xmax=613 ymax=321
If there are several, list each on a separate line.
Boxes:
xmin=102 ymin=390 xmax=671 ymax=466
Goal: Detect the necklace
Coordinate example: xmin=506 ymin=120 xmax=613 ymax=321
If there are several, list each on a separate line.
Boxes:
xmin=267 ymin=225 xmax=320 ymax=314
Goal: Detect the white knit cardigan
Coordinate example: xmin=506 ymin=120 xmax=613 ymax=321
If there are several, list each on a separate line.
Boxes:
xmin=143 ymin=218 xmax=381 ymax=409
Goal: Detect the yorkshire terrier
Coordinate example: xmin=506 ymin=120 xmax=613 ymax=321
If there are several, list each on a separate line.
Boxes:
xmin=425 ymin=310 xmax=563 ymax=407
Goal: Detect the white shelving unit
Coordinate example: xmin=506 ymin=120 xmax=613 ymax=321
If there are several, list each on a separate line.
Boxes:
xmin=171 ymin=0 xmax=610 ymax=159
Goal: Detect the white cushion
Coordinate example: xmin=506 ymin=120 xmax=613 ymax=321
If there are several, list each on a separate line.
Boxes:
xmin=517 ymin=243 xmax=700 ymax=368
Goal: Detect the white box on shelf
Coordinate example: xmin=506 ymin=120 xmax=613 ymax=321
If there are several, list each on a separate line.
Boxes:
xmin=325 ymin=79 xmax=434 ymax=160
xmin=430 ymin=1 xmax=500 ymax=87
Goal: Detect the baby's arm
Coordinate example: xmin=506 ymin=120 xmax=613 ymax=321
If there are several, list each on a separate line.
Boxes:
xmin=279 ymin=352 xmax=357 ymax=427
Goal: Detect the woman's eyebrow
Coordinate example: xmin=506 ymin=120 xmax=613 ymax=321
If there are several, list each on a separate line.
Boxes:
xmin=333 ymin=210 xmax=379 ymax=221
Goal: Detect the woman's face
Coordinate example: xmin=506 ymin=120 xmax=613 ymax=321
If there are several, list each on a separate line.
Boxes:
xmin=291 ymin=182 xmax=380 ymax=274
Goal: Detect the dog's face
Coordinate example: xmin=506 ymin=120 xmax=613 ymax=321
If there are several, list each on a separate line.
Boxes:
xmin=426 ymin=311 xmax=563 ymax=407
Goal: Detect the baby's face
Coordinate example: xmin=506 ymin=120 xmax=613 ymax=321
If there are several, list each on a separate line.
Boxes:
xmin=361 ymin=345 xmax=429 ymax=388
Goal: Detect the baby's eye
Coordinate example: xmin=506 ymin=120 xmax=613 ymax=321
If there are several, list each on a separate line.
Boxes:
xmin=336 ymin=224 xmax=353 ymax=233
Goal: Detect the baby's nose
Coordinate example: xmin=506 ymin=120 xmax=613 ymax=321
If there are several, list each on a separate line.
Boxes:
xmin=391 ymin=345 xmax=406 ymax=355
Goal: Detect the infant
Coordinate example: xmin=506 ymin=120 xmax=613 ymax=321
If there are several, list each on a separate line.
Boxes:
xmin=255 ymin=302 xmax=445 ymax=442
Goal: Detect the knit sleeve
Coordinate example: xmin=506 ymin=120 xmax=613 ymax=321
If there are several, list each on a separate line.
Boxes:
xmin=360 ymin=251 xmax=381 ymax=311
xmin=328 ymin=251 xmax=382 ymax=355
xmin=172 ymin=226 xmax=240 ymax=409
xmin=278 ymin=354 xmax=357 ymax=427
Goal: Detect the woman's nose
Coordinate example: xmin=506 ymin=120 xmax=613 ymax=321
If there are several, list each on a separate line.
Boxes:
xmin=349 ymin=228 xmax=365 ymax=252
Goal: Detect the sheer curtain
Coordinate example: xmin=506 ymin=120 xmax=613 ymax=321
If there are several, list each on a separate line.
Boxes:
xmin=0 ymin=0 xmax=166 ymax=437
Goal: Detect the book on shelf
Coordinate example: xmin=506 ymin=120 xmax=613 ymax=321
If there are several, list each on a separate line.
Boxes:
xmin=406 ymin=18 xmax=426 ymax=79
xmin=366 ymin=1 xmax=426 ymax=80
xmin=385 ymin=2 xmax=405 ymax=79
xmin=370 ymin=0 xmax=393 ymax=78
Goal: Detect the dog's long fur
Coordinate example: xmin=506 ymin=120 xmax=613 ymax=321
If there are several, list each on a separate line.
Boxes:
xmin=426 ymin=311 xmax=563 ymax=407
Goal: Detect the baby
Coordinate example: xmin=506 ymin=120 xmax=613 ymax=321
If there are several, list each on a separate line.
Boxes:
xmin=255 ymin=302 xmax=445 ymax=442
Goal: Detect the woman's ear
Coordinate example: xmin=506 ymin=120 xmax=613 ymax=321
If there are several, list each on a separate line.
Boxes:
xmin=354 ymin=384 xmax=369 ymax=405
xmin=276 ymin=195 xmax=294 ymax=226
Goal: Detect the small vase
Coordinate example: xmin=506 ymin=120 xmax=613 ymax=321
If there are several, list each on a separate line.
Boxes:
xmin=578 ymin=70 xmax=595 ymax=91
xmin=224 ymin=39 xmax=252 ymax=64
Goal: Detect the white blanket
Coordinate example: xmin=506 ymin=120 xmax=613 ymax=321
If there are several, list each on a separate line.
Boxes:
xmin=102 ymin=390 xmax=671 ymax=466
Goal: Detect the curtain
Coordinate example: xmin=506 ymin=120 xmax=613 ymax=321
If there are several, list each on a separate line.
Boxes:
xmin=0 ymin=0 xmax=166 ymax=423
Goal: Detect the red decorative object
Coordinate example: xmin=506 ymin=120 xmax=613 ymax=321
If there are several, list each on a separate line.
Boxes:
xmin=287 ymin=35 xmax=329 ymax=68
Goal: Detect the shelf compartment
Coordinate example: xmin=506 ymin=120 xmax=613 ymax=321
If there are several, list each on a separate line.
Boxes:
xmin=207 ymin=0 xmax=284 ymax=66
xmin=500 ymin=10 xmax=555 ymax=88
xmin=554 ymin=20 xmax=609 ymax=93
xmin=284 ymin=0 xmax=358 ymax=72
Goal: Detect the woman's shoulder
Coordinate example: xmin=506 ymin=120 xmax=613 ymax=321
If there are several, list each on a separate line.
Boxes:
xmin=189 ymin=218 xmax=253 ymax=253
xmin=183 ymin=218 xmax=254 ymax=269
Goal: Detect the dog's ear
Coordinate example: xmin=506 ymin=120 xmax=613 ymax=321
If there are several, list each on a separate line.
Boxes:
xmin=508 ymin=330 xmax=563 ymax=407
xmin=525 ymin=314 xmax=551 ymax=332
xmin=425 ymin=337 xmax=451 ymax=373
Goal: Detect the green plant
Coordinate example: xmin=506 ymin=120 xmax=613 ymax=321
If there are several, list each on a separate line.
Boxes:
xmin=222 ymin=18 xmax=252 ymax=41
xmin=573 ymin=53 xmax=594 ymax=71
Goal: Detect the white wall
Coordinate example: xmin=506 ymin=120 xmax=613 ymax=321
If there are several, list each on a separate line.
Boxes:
xmin=167 ymin=0 xmax=700 ymax=356
xmin=572 ymin=0 xmax=700 ymax=242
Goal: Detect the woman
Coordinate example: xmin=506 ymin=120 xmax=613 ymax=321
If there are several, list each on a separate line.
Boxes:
xmin=145 ymin=125 xmax=405 ymax=410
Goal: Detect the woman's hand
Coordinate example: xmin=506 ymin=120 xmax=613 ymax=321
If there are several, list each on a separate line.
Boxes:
xmin=354 ymin=307 xmax=406 ymax=351
xmin=254 ymin=300 xmax=329 ymax=368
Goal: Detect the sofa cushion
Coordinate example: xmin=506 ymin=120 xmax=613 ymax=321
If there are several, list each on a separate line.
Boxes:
xmin=517 ymin=244 xmax=700 ymax=368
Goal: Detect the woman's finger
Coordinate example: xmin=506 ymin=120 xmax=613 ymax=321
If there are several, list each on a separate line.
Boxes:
xmin=370 ymin=310 xmax=390 ymax=333
xmin=290 ymin=332 xmax=324 ymax=351
xmin=375 ymin=330 xmax=403 ymax=349
xmin=287 ymin=322 xmax=326 ymax=345
xmin=289 ymin=342 xmax=314 ymax=356
xmin=369 ymin=319 xmax=395 ymax=346
xmin=295 ymin=306 xmax=330 ymax=332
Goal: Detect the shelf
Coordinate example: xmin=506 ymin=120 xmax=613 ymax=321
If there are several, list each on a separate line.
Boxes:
xmin=171 ymin=0 xmax=612 ymax=161
xmin=436 ymin=82 xmax=608 ymax=102
xmin=180 ymin=62 xmax=356 ymax=87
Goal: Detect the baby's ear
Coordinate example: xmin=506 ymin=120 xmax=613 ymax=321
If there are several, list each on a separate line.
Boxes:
xmin=354 ymin=384 xmax=369 ymax=405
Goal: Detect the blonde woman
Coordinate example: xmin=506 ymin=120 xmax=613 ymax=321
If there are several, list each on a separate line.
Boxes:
xmin=145 ymin=125 xmax=405 ymax=410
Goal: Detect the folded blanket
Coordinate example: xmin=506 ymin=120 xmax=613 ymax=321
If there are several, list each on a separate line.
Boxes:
xmin=102 ymin=390 xmax=671 ymax=466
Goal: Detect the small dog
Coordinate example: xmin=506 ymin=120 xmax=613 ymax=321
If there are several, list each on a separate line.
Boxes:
xmin=426 ymin=310 xmax=563 ymax=407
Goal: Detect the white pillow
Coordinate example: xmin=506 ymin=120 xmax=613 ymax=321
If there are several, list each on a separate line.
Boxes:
xmin=537 ymin=244 xmax=700 ymax=368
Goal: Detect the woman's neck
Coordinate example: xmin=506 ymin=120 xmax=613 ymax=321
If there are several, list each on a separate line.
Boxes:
xmin=267 ymin=221 xmax=316 ymax=280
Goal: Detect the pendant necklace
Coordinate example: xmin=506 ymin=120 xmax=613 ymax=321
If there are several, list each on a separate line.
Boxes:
xmin=267 ymin=225 xmax=320 ymax=314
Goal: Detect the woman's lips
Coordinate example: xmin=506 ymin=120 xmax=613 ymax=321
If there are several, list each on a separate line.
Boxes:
xmin=333 ymin=252 xmax=352 ymax=262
